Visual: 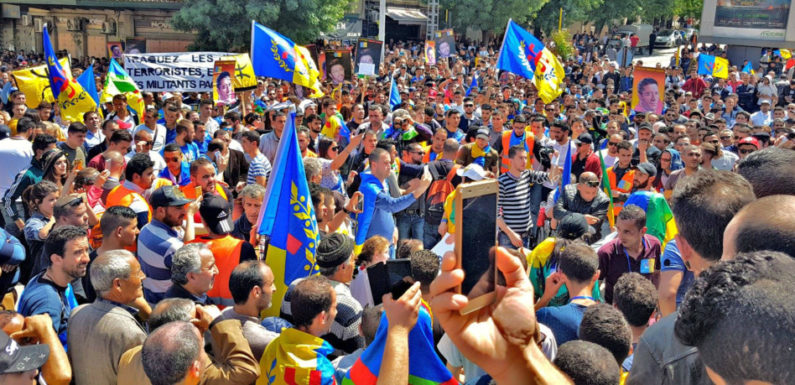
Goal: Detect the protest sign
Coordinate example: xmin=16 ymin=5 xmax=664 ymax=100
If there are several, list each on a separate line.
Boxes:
xmin=213 ymin=60 xmax=237 ymax=106
xmin=324 ymin=49 xmax=352 ymax=85
xmin=354 ymin=39 xmax=383 ymax=75
xmin=124 ymin=52 xmax=230 ymax=92
xmin=632 ymin=67 xmax=665 ymax=115
xmin=434 ymin=29 xmax=455 ymax=59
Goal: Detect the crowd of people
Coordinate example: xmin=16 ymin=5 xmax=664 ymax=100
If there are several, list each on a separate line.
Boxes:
xmin=0 ymin=29 xmax=794 ymax=385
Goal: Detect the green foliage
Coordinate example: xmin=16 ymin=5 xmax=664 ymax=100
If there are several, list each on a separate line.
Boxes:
xmin=550 ymin=30 xmax=573 ymax=60
xmin=673 ymin=0 xmax=703 ymax=20
xmin=172 ymin=0 xmax=354 ymax=51
xmin=534 ymin=0 xmax=602 ymax=36
xmin=441 ymin=0 xmax=547 ymax=34
xmin=590 ymin=0 xmax=644 ymax=33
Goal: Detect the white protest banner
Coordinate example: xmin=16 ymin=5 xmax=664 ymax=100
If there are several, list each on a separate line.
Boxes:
xmin=124 ymin=52 xmax=232 ymax=92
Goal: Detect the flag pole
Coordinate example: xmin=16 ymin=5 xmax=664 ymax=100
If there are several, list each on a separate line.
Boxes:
xmin=495 ymin=19 xmax=513 ymax=67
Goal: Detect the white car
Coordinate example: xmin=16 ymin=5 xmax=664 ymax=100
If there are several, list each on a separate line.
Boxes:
xmin=654 ymin=30 xmax=680 ymax=48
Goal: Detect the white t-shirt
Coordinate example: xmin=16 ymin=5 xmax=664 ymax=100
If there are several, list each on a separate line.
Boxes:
xmin=133 ymin=123 xmax=167 ymax=153
xmin=0 ymin=138 xmax=33 ymax=193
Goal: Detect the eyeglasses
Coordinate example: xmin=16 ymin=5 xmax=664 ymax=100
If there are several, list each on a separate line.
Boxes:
xmin=720 ymin=136 xmax=732 ymax=140
xmin=607 ymin=142 xmax=619 ymax=147
xmin=411 ymin=151 xmax=426 ymax=155
xmin=545 ymin=108 xmax=556 ymax=112
xmin=464 ymin=104 xmax=474 ymax=108
xmin=331 ymin=146 xmax=341 ymax=151
xmin=709 ymin=140 xmax=720 ymax=144
xmin=739 ymin=148 xmax=756 ymax=154
xmin=393 ymin=120 xmax=403 ymax=125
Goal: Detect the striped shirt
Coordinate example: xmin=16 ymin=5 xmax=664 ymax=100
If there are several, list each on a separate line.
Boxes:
xmin=498 ymin=170 xmax=550 ymax=234
xmin=137 ymin=219 xmax=184 ymax=303
xmin=246 ymin=152 xmax=272 ymax=185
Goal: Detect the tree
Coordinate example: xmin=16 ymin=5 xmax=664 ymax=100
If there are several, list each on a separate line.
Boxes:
xmin=533 ymin=0 xmax=603 ymax=36
xmin=172 ymin=0 xmax=354 ymax=52
xmin=590 ymin=0 xmax=644 ymax=34
xmin=440 ymin=0 xmax=547 ymax=36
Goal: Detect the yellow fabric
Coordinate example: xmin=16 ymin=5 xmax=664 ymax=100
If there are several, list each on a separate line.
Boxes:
xmin=713 ymin=57 xmax=729 ymax=79
xmin=442 ymin=190 xmax=456 ymax=234
xmin=256 ymin=328 xmax=332 ymax=385
xmin=533 ymin=48 xmax=565 ymax=104
xmin=10 ymin=58 xmax=71 ymax=109
xmin=221 ymin=53 xmax=258 ymax=90
xmin=527 ymin=237 xmax=556 ymax=269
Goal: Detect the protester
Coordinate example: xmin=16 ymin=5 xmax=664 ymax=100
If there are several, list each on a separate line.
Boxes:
xmin=165 ymin=243 xmax=218 ymax=304
xmin=220 ymin=260 xmax=278 ymax=360
xmin=67 ymin=250 xmax=148 ymax=385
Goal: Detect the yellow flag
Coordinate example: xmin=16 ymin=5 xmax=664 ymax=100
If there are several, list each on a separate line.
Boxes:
xmin=533 ymin=48 xmax=565 ymax=104
xmin=713 ymin=57 xmax=729 ymax=79
xmin=10 ymin=58 xmax=71 ymax=109
xmin=221 ymin=53 xmax=258 ymax=91
xmin=295 ymin=45 xmax=324 ymax=98
xmin=54 ymin=78 xmax=96 ymax=123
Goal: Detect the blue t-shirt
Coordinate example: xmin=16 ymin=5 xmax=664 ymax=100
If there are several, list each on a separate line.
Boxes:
xmin=660 ymin=240 xmax=695 ymax=307
xmin=18 ymin=271 xmax=78 ymax=348
xmin=536 ymin=302 xmax=588 ymax=346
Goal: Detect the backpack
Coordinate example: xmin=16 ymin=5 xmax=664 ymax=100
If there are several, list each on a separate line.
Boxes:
xmin=425 ymin=164 xmax=459 ymax=221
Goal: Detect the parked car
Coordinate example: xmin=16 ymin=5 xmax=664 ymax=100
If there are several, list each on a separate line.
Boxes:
xmin=654 ymin=29 xmax=680 ymax=48
xmin=614 ymin=24 xmax=653 ymax=47
xmin=681 ymin=28 xmax=698 ymax=41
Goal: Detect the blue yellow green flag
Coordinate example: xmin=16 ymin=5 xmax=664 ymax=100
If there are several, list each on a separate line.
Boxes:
xmin=697 ymin=54 xmax=729 ymax=79
xmin=256 ymin=111 xmax=320 ymax=317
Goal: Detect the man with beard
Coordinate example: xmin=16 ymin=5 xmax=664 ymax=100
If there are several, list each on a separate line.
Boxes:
xmin=174 ymin=119 xmax=199 ymax=163
xmin=17 ymin=226 xmax=91 ymax=349
xmin=137 ymin=186 xmax=196 ymax=303
xmin=624 ymin=162 xmax=675 ymax=244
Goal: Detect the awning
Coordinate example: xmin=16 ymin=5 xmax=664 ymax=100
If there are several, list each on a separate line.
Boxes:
xmin=386 ymin=7 xmax=427 ymax=25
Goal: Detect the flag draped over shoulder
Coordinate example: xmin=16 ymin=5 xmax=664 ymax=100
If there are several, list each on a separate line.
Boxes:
xmin=257 ymin=328 xmax=336 ymax=385
xmin=43 ymin=25 xmax=96 ymax=123
xmin=11 ymin=57 xmax=71 ymax=109
xmin=598 ymin=150 xmax=615 ymax=229
xmin=697 ymin=54 xmax=728 ymax=79
xmin=496 ymin=20 xmax=564 ymax=103
xmin=256 ymin=112 xmax=319 ymax=317
xmin=101 ymin=59 xmax=145 ymax=120
xmin=343 ymin=306 xmax=455 ymax=385
xmin=251 ymin=21 xmax=323 ymax=97
xmin=625 ymin=191 xmax=677 ymax=248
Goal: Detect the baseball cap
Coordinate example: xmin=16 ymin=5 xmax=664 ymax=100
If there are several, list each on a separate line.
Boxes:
xmin=737 ymin=136 xmax=760 ymax=149
xmin=760 ymin=99 xmax=771 ymax=105
xmin=637 ymin=123 xmax=653 ymax=132
xmin=428 ymin=89 xmax=438 ymax=98
xmin=456 ymin=163 xmax=487 ymax=181
xmin=150 ymin=186 xmax=194 ymax=209
xmin=392 ymin=109 xmax=411 ymax=122
xmin=199 ymin=194 xmax=234 ymax=235
xmin=575 ymin=133 xmax=594 ymax=145
xmin=636 ymin=162 xmax=657 ymax=177
xmin=557 ymin=214 xmax=589 ymax=240
xmin=0 ymin=331 xmax=49 ymax=375
xmin=476 ymin=128 xmax=490 ymax=140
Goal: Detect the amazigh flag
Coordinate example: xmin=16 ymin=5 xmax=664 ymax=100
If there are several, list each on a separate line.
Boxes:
xmin=389 ymin=76 xmax=402 ymax=110
xmin=257 ymin=328 xmax=335 ymax=385
xmin=42 ymin=25 xmax=96 ymax=123
xmin=496 ymin=20 xmax=564 ymax=103
xmin=76 ymin=64 xmax=100 ymax=105
xmin=102 ymin=58 xmax=145 ymax=122
xmin=697 ymin=54 xmax=728 ymax=79
xmin=553 ymin=140 xmax=573 ymax=203
xmin=343 ymin=305 xmax=455 ymax=385
xmin=10 ymin=57 xmax=71 ymax=109
xmin=625 ymin=191 xmax=677 ymax=248
xmin=321 ymin=114 xmax=350 ymax=143
xmin=598 ymin=150 xmax=615 ymax=229
xmin=256 ymin=111 xmax=320 ymax=317
xmin=466 ymin=71 xmax=478 ymax=96
xmin=741 ymin=62 xmax=755 ymax=75
xmin=250 ymin=21 xmax=324 ymax=97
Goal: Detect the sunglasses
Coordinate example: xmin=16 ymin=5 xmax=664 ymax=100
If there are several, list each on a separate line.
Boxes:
xmin=465 ymin=104 xmax=474 ymax=108
xmin=331 ymin=146 xmax=341 ymax=151
xmin=581 ymin=180 xmax=600 ymax=187
xmin=58 ymin=195 xmax=84 ymax=208
xmin=607 ymin=142 xmax=619 ymax=147
xmin=720 ymin=136 xmax=732 ymax=140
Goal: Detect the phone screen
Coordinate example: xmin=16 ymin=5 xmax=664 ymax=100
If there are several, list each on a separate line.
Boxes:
xmin=459 ymin=192 xmax=497 ymax=297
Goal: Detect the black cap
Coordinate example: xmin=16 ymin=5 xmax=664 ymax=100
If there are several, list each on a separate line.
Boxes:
xmin=199 ymin=194 xmax=233 ymax=234
xmin=150 ymin=186 xmax=194 ymax=209
xmin=0 ymin=331 xmax=49 ymax=374
xmin=558 ymin=214 xmax=589 ymax=240
xmin=638 ymin=123 xmax=653 ymax=132
xmin=0 ymin=124 xmax=10 ymax=140
xmin=636 ymin=162 xmax=657 ymax=177
xmin=576 ymin=133 xmax=593 ymax=144
xmin=316 ymin=233 xmax=354 ymax=268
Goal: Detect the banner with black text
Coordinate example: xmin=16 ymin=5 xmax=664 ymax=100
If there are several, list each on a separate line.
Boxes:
xmin=124 ymin=52 xmax=231 ymax=92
